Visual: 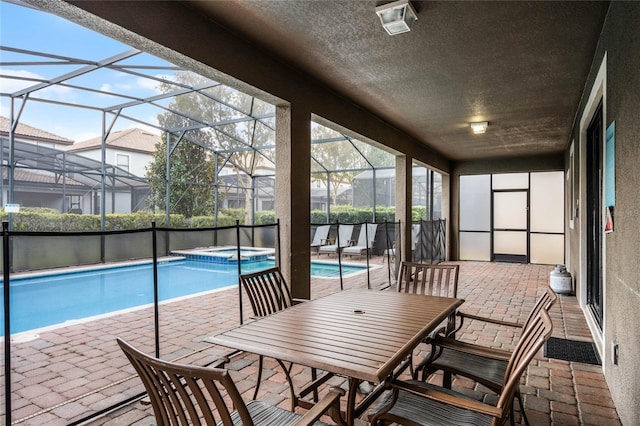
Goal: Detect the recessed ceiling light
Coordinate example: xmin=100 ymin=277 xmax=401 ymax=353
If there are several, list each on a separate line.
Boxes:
xmin=375 ymin=0 xmax=418 ymax=35
xmin=470 ymin=121 xmax=489 ymax=134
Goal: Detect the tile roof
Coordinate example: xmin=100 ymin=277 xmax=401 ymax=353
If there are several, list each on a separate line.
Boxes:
xmin=0 ymin=116 xmax=74 ymax=145
xmin=68 ymin=128 xmax=159 ymax=154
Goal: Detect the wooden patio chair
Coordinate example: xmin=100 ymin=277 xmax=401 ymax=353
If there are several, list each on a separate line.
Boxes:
xmin=241 ymin=266 xmax=299 ymax=318
xmin=396 ymin=262 xmax=460 ymax=376
xmin=117 ymin=338 xmax=345 ymax=426
xmin=368 ymin=309 xmax=554 ymax=426
xmin=397 ymin=262 xmax=459 ymax=298
xmin=413 ymin=287 xmax=558 ymax=425
xmin=240 ymin=267 xmax=322 ymax=402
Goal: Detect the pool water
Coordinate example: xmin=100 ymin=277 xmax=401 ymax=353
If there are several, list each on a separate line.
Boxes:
xmin=311 ymin=262 xmax=367 ymax=277
xmin=1 ymin=259 xmax=367 ymax=335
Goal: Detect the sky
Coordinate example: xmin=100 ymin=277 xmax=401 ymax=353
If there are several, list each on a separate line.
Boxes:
xmin=0 ymin=1 xmax=172 ymax=142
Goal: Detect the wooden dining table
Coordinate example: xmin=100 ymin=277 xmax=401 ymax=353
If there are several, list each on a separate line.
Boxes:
xmin=209 ymin=288 xmax=464 ymax=425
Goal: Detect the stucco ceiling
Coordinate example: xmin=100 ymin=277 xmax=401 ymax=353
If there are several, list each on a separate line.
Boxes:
xmin=183 ymin=0 xmax=609 ymax=162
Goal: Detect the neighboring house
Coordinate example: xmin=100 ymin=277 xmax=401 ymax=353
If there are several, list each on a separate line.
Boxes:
xmin=0 ymin=115 xmax=74 ymax=150
xmin=1 ymin=117 xmax=150 ymax=214
xmin=310 ymin=186 xmax=329 ymax=211
xmin=67 ymin=128 xmax=158 ymax=177
xmin=352 ymin=168 xmax=396 ymax=208
xmin=0 ymin=116 xmax=81 ymax=211
xmin=216 ymin=166 xmax=276 ymax=211
xmin=310 ymin=175 xmax=352 ymax=210
xmin=353 ymin=167 xmax=443 ymax=218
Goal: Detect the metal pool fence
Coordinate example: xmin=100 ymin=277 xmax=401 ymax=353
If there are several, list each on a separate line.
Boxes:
xmin=0 ymin=218 xmax=444 ymax=424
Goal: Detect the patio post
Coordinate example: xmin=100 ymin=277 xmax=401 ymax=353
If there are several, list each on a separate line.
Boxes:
xmin=275 ymin=103 xmax=312 ymax=299
xmin=396 ymin=155 xmax=413 ymax=262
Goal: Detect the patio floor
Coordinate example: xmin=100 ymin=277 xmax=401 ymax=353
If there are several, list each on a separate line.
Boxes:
xmin=5 ymin=260 xmax=621 ymax=425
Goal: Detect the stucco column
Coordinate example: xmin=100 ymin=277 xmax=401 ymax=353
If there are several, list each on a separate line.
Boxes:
xmin=441 ymin=173 xmax=451 ymax=260
xmin=396 ymin=155 xmax=412 ymax=261
xmin=275 ymin=104 xmax=311 ymax=299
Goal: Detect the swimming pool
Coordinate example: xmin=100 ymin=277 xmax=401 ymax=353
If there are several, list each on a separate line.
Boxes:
xmin=2 ymin=259 xmax=368 ymax=335
xmin=172 ymin=246 xmax=275 ymax=263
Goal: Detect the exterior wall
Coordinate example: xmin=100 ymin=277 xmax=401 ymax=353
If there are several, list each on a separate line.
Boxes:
xmin=12 ymin=191 xmax=61 ymax=210
xmin=104 ymin=191 xmax=132 ymax=214
xmin=112 ymin=149 xmax=151 ymax=177
xmin=566 ymin=3 xmax=640 ymax=423
xmin=33 ymin=140 xmax=72 ymax=151
xmin=72 ymin=148 xmax=152 ymax=177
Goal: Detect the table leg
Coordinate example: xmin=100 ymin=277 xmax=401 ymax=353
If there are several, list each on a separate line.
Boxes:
xmin=345 ymin=377 xmax=360 ymax=426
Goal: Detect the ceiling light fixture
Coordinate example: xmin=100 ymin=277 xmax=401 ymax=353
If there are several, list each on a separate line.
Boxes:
xmin=470 ymin=121 xmax=489 ymax=134
xmin=375 ymin=0 xmax=418 ymax=36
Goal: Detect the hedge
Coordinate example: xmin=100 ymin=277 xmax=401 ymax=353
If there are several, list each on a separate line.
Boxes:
xmin=0 ymin=206 xmax=427 ymax=231
xmin=0 ymin=210 xmax=185 ymax=232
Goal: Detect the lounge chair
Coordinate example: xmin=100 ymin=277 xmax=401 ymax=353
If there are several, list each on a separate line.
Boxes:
xmin=310 ymin=224 xmax=331 ymax=253
xmin=342 ymin=223 xmax=378 ymax=259
xmin=117 ymin=338 xmax=345 ymax=426
xmin=318 ymin=224 xmax=354 ymax=257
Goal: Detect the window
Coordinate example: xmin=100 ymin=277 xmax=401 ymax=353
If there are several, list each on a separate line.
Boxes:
xmin=116 ymin=154 xmax=130 ymax=173
xmin=66 ymin=195 xmax=82 ymax=214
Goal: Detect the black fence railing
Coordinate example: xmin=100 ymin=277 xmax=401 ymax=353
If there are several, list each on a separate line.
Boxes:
xmin=2 ymin=220 xmax=282 ymax=425
xmin=413 ymin=219 xmax=447 ymax=264
xmin=1 ymin=218 xmax=444 ymax=424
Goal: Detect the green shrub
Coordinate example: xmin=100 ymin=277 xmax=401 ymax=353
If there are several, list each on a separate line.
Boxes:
xmin=412 ymin=206 xmax=427 ymax=221
xmin=189 ymin=215 xmax=236 ymax=228
xmin=0 ymin=211 xmax=185 ymax=231
xmin=310 ymin=210 xmax=330 ymax=223
xmin=0 ymin=205 xmax=417 ymax=232
xmin=255 ymin=210 xmax=276 ymax=225
xmin=17 ymin=206 xmax=60 ymax=214
xmin=220 ymin=209 xmax=245 ymax=223
xmin=310 ymin=206 xmax=398 ymax=224
xmin=104 ymin=212 xmax=186 ymax=230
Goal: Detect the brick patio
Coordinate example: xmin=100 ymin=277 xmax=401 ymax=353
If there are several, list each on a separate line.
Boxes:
xmin=4 ymin=261 xmax=621 ymax=425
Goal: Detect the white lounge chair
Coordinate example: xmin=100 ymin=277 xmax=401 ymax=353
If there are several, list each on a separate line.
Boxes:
xmin=343 ymin=223 xmax=378 ymax=260
xmin=318 ymin=224 xmax=354 ymax=257
xmin=310 ymin=224 xmax=331 ymax=253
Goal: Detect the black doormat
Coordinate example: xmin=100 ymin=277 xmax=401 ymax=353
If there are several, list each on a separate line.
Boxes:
xmin=544 ymin=337 xmax=601 ymax=365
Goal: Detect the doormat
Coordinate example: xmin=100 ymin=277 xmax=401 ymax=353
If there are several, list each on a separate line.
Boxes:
xmin=544 ymin=337 xmax=601 ymax=365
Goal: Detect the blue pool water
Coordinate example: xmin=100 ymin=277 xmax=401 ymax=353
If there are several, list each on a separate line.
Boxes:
xmin=1 ymin=259 xmax=367 ymax=335
xmin=311 ymin=262 xmax=366 ymax=278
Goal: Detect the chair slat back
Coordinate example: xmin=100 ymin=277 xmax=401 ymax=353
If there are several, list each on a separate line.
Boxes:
xmin=494 ymin=310 xmax=553 ymax=425
xmin=240 ymin=267 xmax=294 ymax=318
xmin=118 ymin=338 xmax=254 ymax=426
xmin=397 ymin=262 xmax=459 ymax=298
xmin=522 ymin=287 xmax=557 ymax=331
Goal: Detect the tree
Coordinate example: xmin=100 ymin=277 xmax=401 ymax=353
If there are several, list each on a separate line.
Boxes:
xmin=311 ymin=126 xmax=364 ymax=206
xmin=145 ymin=71 xmax=274 ymax=222
xmin=146 ymin=132 xmax=217 ymax=218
